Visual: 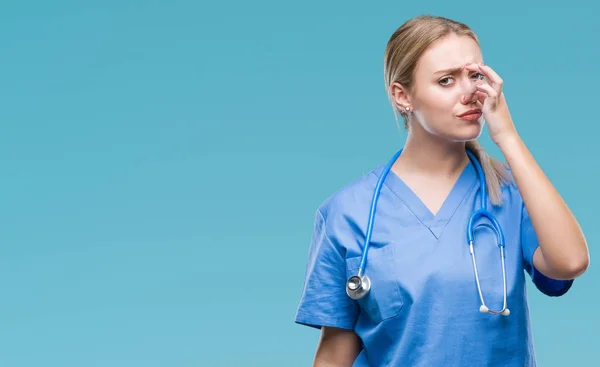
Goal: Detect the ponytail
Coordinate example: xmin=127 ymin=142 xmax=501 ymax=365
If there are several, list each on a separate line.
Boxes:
xmin=465 ymin=140 xmax=513 ymax=206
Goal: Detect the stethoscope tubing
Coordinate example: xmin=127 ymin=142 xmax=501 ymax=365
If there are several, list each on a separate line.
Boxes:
xmin=350 ymin=148 xmax=510 ymax=316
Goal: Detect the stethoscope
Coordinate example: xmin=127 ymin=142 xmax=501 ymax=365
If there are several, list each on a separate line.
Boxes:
xmin=346 ymin=148 xmax=510 ymax=317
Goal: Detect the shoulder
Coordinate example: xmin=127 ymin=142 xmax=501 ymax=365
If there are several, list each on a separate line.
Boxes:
xmin=316 ymin=165 xmax=382 ymax=227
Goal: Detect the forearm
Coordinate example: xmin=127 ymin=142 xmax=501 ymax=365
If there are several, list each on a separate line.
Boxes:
xmin=313 ymin=342 xmax=360 ymax=367
xmin=313 ymin=327 xmax=361 ymax=367
xmin=498 ymin=134 xmax=589 ymax=279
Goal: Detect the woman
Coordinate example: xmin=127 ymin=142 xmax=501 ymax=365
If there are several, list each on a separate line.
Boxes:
xmin=294 ymin=15 xmax=589 ymax=366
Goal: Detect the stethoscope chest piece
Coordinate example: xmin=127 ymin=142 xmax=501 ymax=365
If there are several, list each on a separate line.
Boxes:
xmin=346 ymin=274 xmax=371 ymax=300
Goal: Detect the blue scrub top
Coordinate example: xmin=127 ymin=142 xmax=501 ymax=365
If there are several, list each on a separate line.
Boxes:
xmin=295 ymin=160 xmax=573 ymax=366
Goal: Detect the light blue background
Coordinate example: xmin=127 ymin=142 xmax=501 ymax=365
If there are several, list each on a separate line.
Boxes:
xmin=1 ymin=1 xmax=597 ymax=366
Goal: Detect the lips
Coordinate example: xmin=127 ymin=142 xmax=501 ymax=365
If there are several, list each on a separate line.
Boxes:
xmin=458 ymin=109 xmax=482 ymax=117
xmin=457 ymin=109 xmax=482 ymax=120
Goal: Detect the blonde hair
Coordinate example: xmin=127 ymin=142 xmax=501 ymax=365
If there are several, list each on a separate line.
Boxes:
xmin=383 ymin=15 xmax=512 ymax=206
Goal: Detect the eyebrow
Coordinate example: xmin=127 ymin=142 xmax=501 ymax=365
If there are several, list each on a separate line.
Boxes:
xmin=433 ymin=65 xmax=464 ymax=75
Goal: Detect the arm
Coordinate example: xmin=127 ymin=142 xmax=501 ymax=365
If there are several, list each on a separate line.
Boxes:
xmin=313 ymin=326 xmax=362 ymax=367
xmin=466 ymin=61 xmax=589 ymax=281
xmin=295 ymin=209 xmax=362 ymax=364
xmin=498 ymin=135 xmax=589 ymax=280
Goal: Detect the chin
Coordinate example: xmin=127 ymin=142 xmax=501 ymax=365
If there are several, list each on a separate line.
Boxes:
xmin=447 ymin=123 xmax=483 ymax=142
xmin=419 ymin=117 xmax=483 ymax=143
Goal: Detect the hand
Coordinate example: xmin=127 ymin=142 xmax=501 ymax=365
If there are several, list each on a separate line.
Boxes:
xmin=466 ymin=62 xmax=518 ymax=146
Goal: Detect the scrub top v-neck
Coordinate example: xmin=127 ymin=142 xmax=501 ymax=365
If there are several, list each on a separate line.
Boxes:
xmin=377 ymin=162 xmax=477 ymax=239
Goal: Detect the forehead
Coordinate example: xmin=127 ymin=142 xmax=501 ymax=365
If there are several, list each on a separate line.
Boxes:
xmin=416 ymin=34 xmax=482 ymax=74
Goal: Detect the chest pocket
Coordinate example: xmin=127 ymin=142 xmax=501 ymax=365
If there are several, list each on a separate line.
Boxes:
xmin=346 ymin=244 xmax=404 ymax=324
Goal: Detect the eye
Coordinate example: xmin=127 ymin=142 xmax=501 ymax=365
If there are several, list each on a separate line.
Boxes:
xmin=471 ymin=72 xmax=485 ymax=81
xmin=439 ymin=77 xmax=454 ymax=86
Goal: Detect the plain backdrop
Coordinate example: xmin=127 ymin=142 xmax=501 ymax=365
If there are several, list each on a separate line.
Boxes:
xmin=1 ymin=1 xmax=598 ymax=366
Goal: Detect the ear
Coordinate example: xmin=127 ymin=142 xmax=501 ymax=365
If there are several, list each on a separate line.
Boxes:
xmin=390 ymin=82 xmax=412 ymax=112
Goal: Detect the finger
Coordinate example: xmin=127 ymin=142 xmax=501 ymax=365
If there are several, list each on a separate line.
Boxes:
xmin=475 ymin=82 xmax=498 ymax=98
xmin=478 ymin=63 xmax=503 ymax=92
xmin=465 ymin=63 xmax=503 ymax=92
xmin=474 ymin=91 xmax=487 ymax=105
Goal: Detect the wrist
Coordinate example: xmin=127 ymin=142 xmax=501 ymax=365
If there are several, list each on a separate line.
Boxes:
xmin=495 ymin=130 xmax=521 ymax=149
xmin=496 ymin=132 xmax=525 ymax=160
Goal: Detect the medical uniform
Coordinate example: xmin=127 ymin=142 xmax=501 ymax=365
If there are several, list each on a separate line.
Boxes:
xmin=295 ymin=160 xmax=573 ymax=366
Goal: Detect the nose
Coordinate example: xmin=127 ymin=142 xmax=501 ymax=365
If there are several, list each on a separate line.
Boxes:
xmin=461 ymin=81 xmax=479 ymax=105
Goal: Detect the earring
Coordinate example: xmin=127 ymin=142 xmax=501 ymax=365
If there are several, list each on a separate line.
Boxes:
xmin=405 ymin=106 xmax=410 ymax=112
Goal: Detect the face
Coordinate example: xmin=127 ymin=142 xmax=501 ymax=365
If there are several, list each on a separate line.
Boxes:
xmin=394 ymin=34 xmax=487 ymax=142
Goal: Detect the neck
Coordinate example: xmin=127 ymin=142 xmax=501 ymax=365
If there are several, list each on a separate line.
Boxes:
xmin=393 ymin=129 xmax=470 ymax=178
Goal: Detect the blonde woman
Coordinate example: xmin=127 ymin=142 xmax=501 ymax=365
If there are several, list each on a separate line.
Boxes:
xmin=295 ymin=15 xmax=589 ymax=366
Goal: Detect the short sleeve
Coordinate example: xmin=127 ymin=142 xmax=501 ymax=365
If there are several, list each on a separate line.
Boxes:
xmin=294 ymin=209 xmax=359 ymax=330
xmin=521 ymin=202 xmax=574 ymax=297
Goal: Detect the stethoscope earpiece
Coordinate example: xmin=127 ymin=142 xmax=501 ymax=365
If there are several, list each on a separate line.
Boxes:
xmin=480 ymin=304 xmax=510 ymax=316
